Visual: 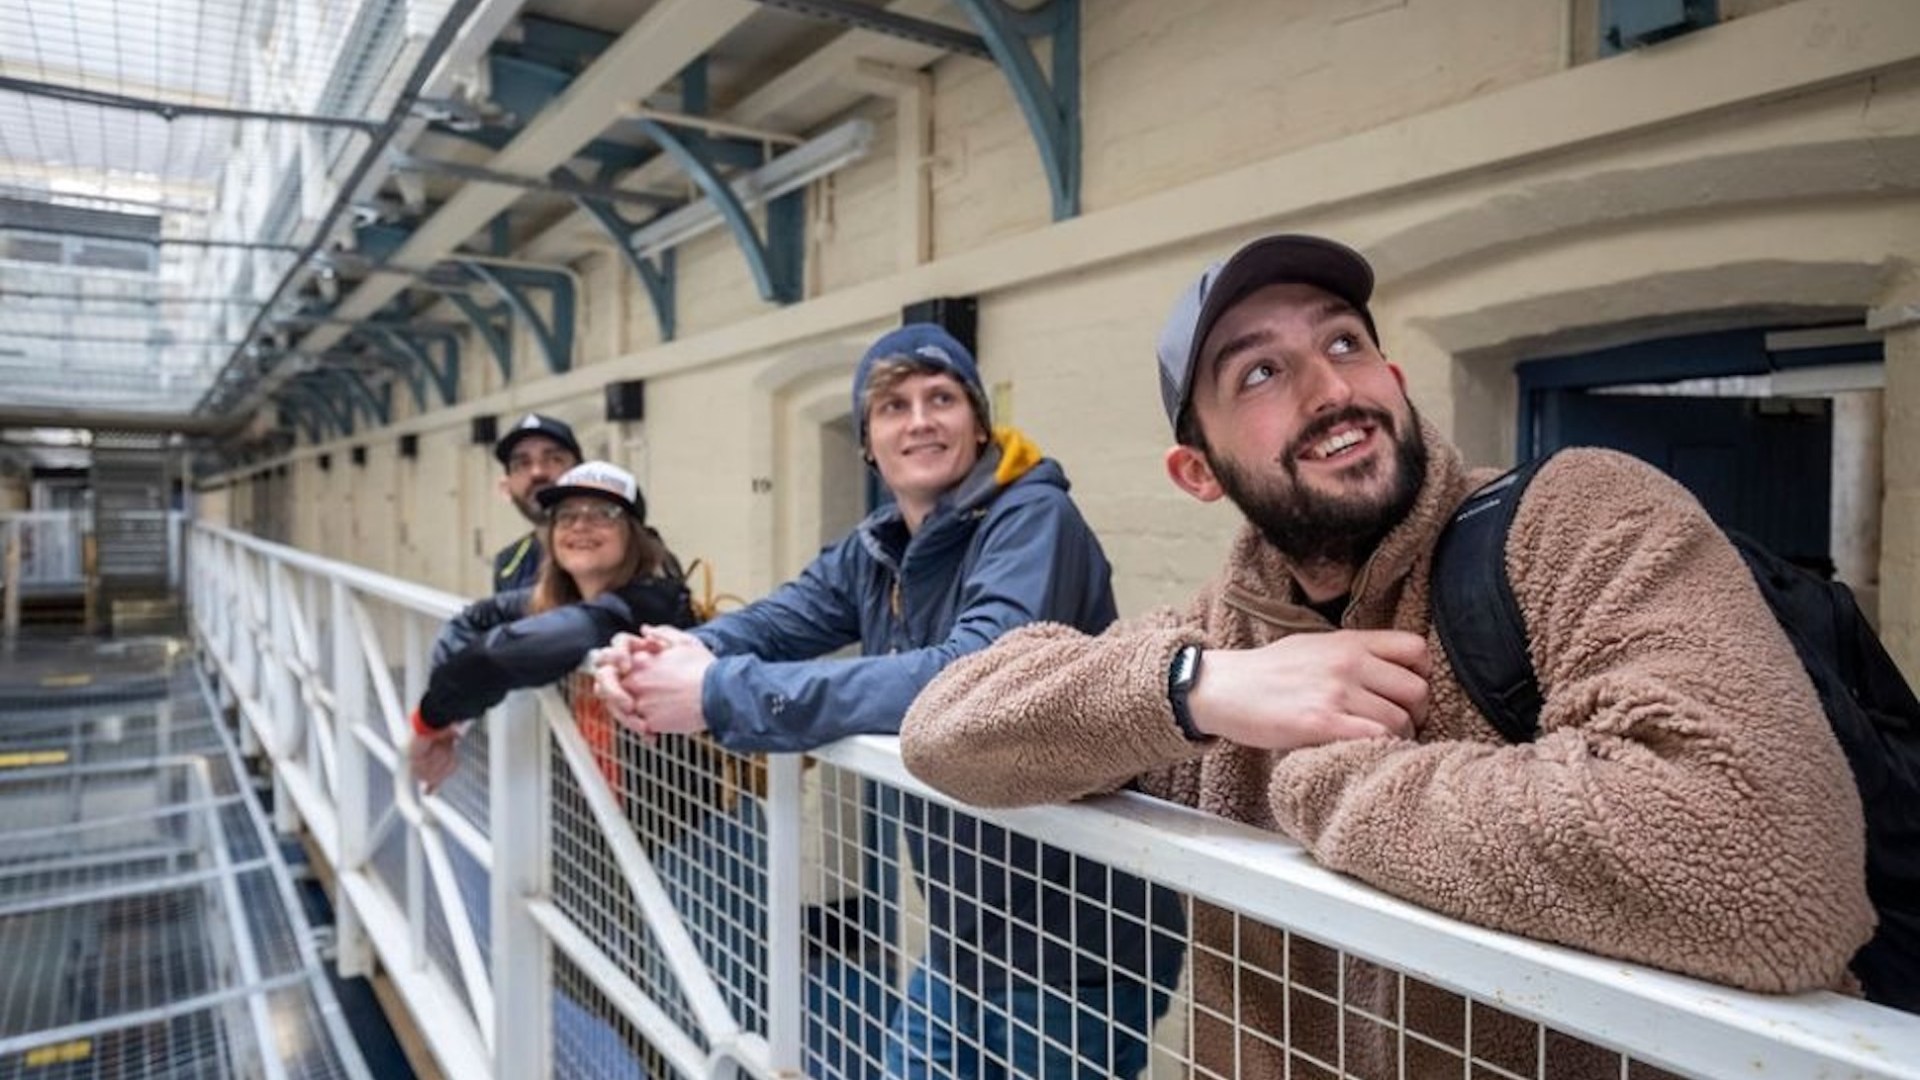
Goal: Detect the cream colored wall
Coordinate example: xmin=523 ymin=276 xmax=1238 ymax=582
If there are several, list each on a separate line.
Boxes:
xmin=195 ymin=484 xmax=229 ymax=529
xmin=1832 ymin=390 xmax=1884 ymax=622
xmin=1078 ymin=0 xmax=1565 ymax=213
xmin=201 ymin=0 xmax=1920 ymax=668
xmin=1878 ymin=278 xmax=1920 ymax=680
xmin=0 ymin=460 xmax=25 ymax=512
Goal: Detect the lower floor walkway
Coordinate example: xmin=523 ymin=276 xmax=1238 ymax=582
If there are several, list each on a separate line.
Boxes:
xmin=0 ymin=635 xmax=389 ymax=1080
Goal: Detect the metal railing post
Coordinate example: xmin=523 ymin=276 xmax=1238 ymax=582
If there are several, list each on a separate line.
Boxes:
xmin=225 ymin=541 xmax=262 ymax=758
xmin=2 ymin=517 xmax=20 ymax=642
xmin=332 ymin=578 xmax=375 ymax=979
xmin=765 ymin=753 xmax=806 ymax=1075
xmin=492 ymin=692 xmax=550 ymax=1077
xmin=270 ymin=564 xmax=302 ymax=836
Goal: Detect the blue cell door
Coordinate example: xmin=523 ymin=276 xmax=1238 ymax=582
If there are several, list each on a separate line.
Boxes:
xmin=1533 ymin=391 xmax=1834 ymax=574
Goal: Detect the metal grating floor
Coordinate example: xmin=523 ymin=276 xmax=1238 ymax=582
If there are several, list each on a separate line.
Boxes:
xmin=0 ymin=638 xmax=369 ymax=1080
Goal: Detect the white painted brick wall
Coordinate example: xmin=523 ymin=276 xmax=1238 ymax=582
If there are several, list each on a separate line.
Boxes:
xmin=813 ymin=99 xmax=912 ymax=294
xmin=637 ymin=359 xmax=769 ymax=605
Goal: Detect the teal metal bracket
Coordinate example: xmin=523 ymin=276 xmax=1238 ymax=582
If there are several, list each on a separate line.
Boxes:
xmin=952 ymin=0 xmax=1080 ymax=220
xmin=317 ymin=367 xmax=393 ymax=430
xmin=576 ymin=194 xmax=678 ymax=341
xmin=445 ymin=290 xmax=515 ymax=383
xmin=360 ymin=324 xmax=463 ymax=408
xmin=336 ymin=343 xmax=428 ymax=413
xmin=460 ymin=261 xmax=576 ymax=374
xmin=281 ymin=379 xmax=353 ymax=439
xmin=276 ymin=399 xmax=322 ymax=444
xmin=632 ymin=118 xmax=802 ymax=304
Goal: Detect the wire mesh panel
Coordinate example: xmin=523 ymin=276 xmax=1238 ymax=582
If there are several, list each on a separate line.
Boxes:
xmin=801 ymin=761 xmax=1186 ymax=1080
xmin=547 ymin=685 xmax=719 ymax=1054
xmin=0 ymin=888 xmax=224 ymax=1037
xmin=795 ymin=740 xmax=1920 ymax=1080
xmin=551 ymin=951 xmax=692 ymax=1080
xmin=0 ymin=1002 xmax=234 ymax=1080
xmin=1167 ymin=912 xmax=1693 ymax=1080
xmin=531 ymin=690 xmax=1917 ymax=1079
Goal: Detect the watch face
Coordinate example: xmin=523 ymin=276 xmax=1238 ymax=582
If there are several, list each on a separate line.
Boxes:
xmin=1172 ymin=645 xmax=1200 ymax=688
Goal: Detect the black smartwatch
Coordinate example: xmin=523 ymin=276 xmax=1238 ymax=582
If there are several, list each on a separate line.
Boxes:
xmin=1167 ymin=643 xmax=1206 ymax=741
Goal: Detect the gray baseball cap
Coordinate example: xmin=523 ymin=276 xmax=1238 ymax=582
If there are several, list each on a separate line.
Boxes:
xmin=1155 ymin=234 xmax=1377 ymax=435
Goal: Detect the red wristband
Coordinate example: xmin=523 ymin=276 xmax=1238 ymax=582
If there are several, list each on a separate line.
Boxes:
xmin=410 ymin=706 xmax=442 ymax=739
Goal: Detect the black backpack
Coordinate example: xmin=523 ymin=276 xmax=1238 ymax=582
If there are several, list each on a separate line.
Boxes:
xmin=1431 ymin=452 xmax=1920 ymax=1012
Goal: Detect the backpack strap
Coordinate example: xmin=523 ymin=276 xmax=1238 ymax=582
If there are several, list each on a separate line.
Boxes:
xmin=1430 ymin=454 xmax=1555 ymax=744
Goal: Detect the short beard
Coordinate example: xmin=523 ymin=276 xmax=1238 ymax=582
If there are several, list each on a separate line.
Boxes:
xmin=512 ymin=490 xmax=546 ymax=526
xmin=1210 ymin=405 xmax=1428 ymax=573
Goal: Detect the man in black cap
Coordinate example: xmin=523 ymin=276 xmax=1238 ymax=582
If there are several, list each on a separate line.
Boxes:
xmin=491 ymin=412 xmax=583 ymax=593
xmin=900 ymin=233 xmax=1873 ymax=1078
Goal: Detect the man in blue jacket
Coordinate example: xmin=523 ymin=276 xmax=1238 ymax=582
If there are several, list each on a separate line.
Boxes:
xmin=593 ymin=324 xmax=1185 ymax=1078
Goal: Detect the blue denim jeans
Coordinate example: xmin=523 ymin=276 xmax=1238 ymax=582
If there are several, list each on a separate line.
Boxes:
xmin=882 ymin=961 xmax=1169 ymax=1079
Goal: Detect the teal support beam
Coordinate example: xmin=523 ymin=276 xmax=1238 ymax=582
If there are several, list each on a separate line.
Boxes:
xmin=361 ymin=372 xmax=395 ymax=427
xmin=287 ymin=381 xmax=347 ymax=438
xmin=276 ymin=400 xmax=322 ymax=444
xmin=400 ymin=325 xmax=463 ymax=404
xmin=340 ymin=337 xmax=427 ymax=411
xmin=574 ymin=194 xmax=677 ymax=341
xmin=446 ymin=291 xmax=515 ymax=382
xmin=361 ymin=325 xmax=462 ymax=407
xmin=634 ymin=118 xmax=799 ymax=303
xmin=462 ymin=262 xmax=576 ymax=374
xmin=316 ymin=367 xmax=392 ymax=430
xmin=767 ymin=191 xmax=804 ymax=304
xmin=952 ymin=0 xmax=1080 ymax=220
xmin=282 ymin=380 xmax=353 ymax=438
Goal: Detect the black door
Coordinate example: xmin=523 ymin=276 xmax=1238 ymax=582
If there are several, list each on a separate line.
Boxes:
xmin=1534 ymin=391 xmax=1833 ymax=574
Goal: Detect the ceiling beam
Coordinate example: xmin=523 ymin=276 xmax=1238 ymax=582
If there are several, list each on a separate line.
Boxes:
xmin=519 ymin=0 xmax=953 ymax=263
xmin=0 ymin=405 xmax=246 ymax=436
xmin=236 ymin=0 xmax=760 ymax=416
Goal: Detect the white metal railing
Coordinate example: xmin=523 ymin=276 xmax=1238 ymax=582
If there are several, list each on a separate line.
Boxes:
xmin=186 ymin=523 xmax=1920 ymax=1080
xmin=0 ymin=510 xmax=87 ymax=588
xmin=0 ymin=508 xmax=186 ymax=610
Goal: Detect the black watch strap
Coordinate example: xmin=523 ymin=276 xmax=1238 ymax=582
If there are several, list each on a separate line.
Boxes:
xmin=1167 ymin=644 xmax=1206 ymax=742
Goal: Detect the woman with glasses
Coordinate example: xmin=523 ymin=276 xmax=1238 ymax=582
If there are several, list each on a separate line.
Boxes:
xmin=410 ymin=460 xmax=696 ymax=790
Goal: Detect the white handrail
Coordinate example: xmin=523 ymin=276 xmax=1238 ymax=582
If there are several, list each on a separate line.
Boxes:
xmin=188 ymin=523 xmax=1920 ymax=1080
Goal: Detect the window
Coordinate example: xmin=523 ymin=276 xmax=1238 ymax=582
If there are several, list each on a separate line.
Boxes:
xmin=1600 ymin=0 xmax=1719 ymax=55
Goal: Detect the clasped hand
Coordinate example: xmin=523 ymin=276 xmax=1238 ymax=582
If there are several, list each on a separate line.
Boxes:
xmin=1190 ymin=629 xmax=1429 ymax=751
xmin=590 ymin=626 xmax=714 ymax=738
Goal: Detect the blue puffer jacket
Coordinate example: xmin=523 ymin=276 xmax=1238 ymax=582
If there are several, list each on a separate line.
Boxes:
xmin=696 ymin=429 xmax=1187 ymax=993
xmin=694 ymin=430 xmax=1112 ymax=747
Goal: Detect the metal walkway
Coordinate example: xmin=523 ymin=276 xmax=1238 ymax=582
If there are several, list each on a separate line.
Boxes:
xmin=0 ymin=638 xmax=371 ymax=1080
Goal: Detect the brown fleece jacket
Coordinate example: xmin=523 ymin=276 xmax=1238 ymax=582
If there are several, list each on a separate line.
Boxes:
xmin=902 ymin=426 xmax=1873 ymax=1073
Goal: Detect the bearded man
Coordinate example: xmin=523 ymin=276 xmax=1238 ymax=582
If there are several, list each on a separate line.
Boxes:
xmin=899 ymin=234 xmax=1872 ymax=1077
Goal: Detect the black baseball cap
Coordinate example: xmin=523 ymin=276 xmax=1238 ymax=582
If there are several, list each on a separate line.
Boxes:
xmin=1155 ymin=234 xmax=1377 ymax=435
xmin=494 ymin=413 xmax=583 ymax=466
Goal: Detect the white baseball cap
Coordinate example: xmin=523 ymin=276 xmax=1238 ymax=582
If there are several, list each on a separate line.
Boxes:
xmin=536 ymin=460 xmax=645 ymax=521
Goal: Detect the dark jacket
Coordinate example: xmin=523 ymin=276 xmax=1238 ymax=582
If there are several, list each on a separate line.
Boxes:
xmin=465 ymin=528 xmax=687 ymax=659
xmin=693 ymin=429 xmax=1185 ymax=992
xmin=418 ymin=577 xmax=697 ymax=727
xmin=492 ymin=532 xmax=542 ymax=594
